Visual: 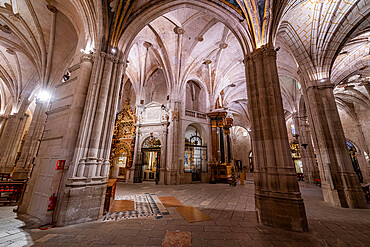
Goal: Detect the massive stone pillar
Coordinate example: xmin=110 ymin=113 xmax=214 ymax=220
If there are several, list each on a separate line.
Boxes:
xmin=166 ymin=101 xmax=181 ymax=185
xmin=59 ymin=52 xmax=123 ymax=225
xmin=0 ymin=112 xmax=29 ymax=174
xmin=12 ymin=101 xmax=48 ymax=180
xmin=245 ymin=45 xmax=308 ymax=232
xmin=302 ymin=80 xmax=367 ymax=208
xmin=19 ymin=53 xmax=121 ymax=226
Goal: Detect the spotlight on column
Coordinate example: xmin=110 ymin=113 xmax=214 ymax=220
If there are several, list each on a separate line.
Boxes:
xmin=37 ymin=90 xmax=52 ymax=102
xmin=111 ymin=48 xmax=117 ymax=54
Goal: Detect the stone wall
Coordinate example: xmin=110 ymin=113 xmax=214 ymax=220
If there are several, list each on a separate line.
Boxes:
xmin=339 ymin=107 xmax=370 ymax=183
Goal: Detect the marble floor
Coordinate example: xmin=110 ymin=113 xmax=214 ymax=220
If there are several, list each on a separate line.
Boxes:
xmin=0 ymin=175 xmax=369 ymax=247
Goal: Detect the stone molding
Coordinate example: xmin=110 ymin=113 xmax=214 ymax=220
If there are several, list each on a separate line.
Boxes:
xmin=80 ymin=54 xmax=94 ymax=63
xmin=306 ymin=83 xmax=334 ymax=91
xmin=99 ymin=52 xmax=123 ymax=64
xmin=46 ymin=105 xmax=71 ymax=115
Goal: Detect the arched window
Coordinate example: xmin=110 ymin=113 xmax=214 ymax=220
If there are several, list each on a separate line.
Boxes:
xmin=185 ymin=80 xmax=205 ymax=112
xmin=346 ymin=141 xmax=363 ymax=183
xmin=145 ymin=69 xmax=167 ymax=104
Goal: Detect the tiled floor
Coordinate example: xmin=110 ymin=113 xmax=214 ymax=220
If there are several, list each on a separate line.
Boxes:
xmin=1 ymin=175 xmax=369 ymax=247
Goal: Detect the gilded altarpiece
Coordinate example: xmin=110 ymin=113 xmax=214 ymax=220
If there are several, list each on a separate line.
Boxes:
xmin=110 ymin=102 xmax=136 ymax=180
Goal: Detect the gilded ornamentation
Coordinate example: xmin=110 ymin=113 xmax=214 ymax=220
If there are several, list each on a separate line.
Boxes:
xmin=110 ymin=100 xmax=136 ymax=168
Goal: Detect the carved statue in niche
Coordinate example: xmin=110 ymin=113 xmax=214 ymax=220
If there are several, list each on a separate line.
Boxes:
xmin=110 ymin=99 xmax=136 ymax=179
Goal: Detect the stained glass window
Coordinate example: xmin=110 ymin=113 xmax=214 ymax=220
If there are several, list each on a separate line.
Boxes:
xmin=291 ymin=124 xmax=296 ymax=135
xmin=346 ymin=141 xmax=363 ymax=183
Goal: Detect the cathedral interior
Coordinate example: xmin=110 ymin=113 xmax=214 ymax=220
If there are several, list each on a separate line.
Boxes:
xmin=0 ymin=0 xmax=369 ymax=246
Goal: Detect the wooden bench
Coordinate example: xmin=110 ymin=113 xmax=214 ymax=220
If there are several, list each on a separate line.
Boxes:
xmin=297 ymin=173 xmax=304 ymax=181
xmin=0 ymin=180 xmax=26 ymax=205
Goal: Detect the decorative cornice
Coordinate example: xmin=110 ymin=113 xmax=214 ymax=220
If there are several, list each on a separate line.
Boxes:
xmin=46 ymin=105 xmax=71 ymax=115
xmin=68 ymin=64 xmax=80 ymax=72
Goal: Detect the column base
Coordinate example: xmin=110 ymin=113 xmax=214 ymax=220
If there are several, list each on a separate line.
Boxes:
xmin=339 ymin=172 xmax=368 ymax=208
xmin=321 ymin=183 xmax=347 ymax=207
xmin=57 ymin=183 xmax=106 ymax=226
xmin=321 ymin=174 xmax=367 ymax=209
xmin=125 ymin=168 xmax=135 ymax=184
xmin=165 ymin=169 xmax=178 ymax=185
xmin=255 ymin=193 xmax=308 ymax=232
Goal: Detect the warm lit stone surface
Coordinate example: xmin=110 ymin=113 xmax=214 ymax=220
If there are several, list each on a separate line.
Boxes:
xmin=1 ymin=175 xmax=369 ymax=247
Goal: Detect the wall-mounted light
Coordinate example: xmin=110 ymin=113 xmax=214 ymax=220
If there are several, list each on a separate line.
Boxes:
xmin=111 ymin=48 xmax=117 ymax=54
xmin=37 ymin=90 xmax=52 ymax=102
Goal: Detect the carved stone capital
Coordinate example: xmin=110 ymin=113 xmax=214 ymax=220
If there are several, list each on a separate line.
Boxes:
xmin=250 ymin=45 xmax=277 ymax=60
xmin=80 ymin=54 xmax=94 ymax=63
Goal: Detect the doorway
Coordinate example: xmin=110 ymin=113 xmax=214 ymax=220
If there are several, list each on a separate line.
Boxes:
xmin=184 ymin=125 xmax=207 ymax=182
xmin=141 ymin=136 xmax=161 ymax=184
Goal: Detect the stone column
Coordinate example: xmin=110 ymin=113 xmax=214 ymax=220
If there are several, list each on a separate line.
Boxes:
xmin=300 ymin=120 xmax=320 ymax=182
xmin=303 ymin=79 xmax=366 ymax=208
xmin=292 ymin=113 xmax=317 ymax=183
xmin=57 ymin=52 xmax=123 ymax=226
xmin=166 ymin=101 xmax=181 ymax=185
xmin=160 ymin=120 xmax=170 ymax=185
xmin=127 ymin=104 xmax=144 ymax=184
xmin=12 ymin=101 xmax=48 ymax=180
xmin=0 ymin=112 xmax=29 ymax=174
xmin=245 ymin=45 xmax=308 ymax=232
xmin=18 ymin=53 xmax=95 ymax=224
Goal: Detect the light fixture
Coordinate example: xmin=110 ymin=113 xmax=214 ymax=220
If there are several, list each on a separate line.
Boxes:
xmin=111 ymin=48 xmax=117 ymax=54
xmin=37 ymin=90 xmax=52 ymax=102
